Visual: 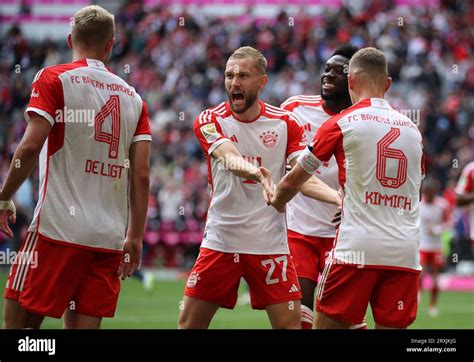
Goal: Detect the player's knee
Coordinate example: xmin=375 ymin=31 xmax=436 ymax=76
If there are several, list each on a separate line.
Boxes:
xmin=178 ymin=311 xmax=189 ymax=329
xmin=178 ymin=309 xmax=200 ymax=329
xmin=272 ymin=310 xmax=301 ymax=329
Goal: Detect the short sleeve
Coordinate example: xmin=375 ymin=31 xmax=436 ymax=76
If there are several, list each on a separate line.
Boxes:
xmin=456 ymin=163 xmax=474 ymax=195
xmin=311 ymin=117 xmax=343 ymax=162
xmin=25 ymin=69 xmax=62 ymax=126
xmin=193 ymin=110 xmax=230 ymax=155
xmin=286 ymin=114 xmax=307 ymax=162
xmin=132 ymin=100 xmax=152 ymax=143
xmin=296 ymin=116 xmax=342 ymax=175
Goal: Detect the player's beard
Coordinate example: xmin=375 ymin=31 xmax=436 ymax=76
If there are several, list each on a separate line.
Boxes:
xmin=227 ymin=88 xmax=259 ymax=114
xmin=321 ymin=88 xmax=350 ymax=103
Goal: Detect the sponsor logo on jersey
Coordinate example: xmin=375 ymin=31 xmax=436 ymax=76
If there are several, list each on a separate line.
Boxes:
xmin=186 ymin=271 xmax=200 ymax=288
xmin=299 ymin=133 xmax=308 ymax=147
xmin=30 ymin=88 xmax=39 ymax=98
xmin=200 ymin=123 xmax=220 ymax=143
xmin=260 ymin=131 xmax=278 ymax=148
xmin=289 ymin=284 xmax=299 ymax=293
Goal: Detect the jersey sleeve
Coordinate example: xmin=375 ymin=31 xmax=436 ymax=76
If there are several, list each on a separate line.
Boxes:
xmin=286 ymin=113 xmax=307 ymax=162
xmin=296 ymin=116 xmax=342 ymax=175
xmin=132 ymin=100 xmax=152 ymax=143
xmin=25 ymin=68 xmax=62 ymax=126
xmin=456 ymin=163 xmax=474 ymax=195
xmin=193 ymin=110 xmax=230 ymax=155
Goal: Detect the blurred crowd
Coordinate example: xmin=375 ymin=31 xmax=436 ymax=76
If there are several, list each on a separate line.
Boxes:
xmin=0 ymin=0 xmax=473 ymax=268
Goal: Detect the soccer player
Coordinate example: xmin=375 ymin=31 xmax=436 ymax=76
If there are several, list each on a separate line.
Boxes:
xmin=0 ymin=5 xmax=151 ymax=329
xmin=179 ymin=46 xmax=341 ymax=329
xmin=280 ymin=44 xmax=361 ymax=329
xmin=269 ymin=47 xmax=425 ymax=329
xmin=456 ymin=161 xmax=474 ymax=243
xmin=419 ymin=178 xmax=449 ymax=317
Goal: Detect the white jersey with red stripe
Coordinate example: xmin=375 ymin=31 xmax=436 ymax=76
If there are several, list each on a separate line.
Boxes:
xmin=25 ymin=58 xmax=152 ymax=252
xmin=297 ymin=98 xmax=424 ymax=271
xmin=194 ymin=101 xmax=306 ymax=254
xmin=281 ymin=95 xmax=340 ymax=238
xmin=419 ymin=197 xmax=449 ymax=251
xmin=455 ymin=161 xmax=474 ymax=240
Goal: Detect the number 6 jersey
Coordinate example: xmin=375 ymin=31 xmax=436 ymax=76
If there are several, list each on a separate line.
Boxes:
xmin=298 ymin=98 xmax=424 ymax=271
xmin=25 ymin=58 xmax=151 ymax=252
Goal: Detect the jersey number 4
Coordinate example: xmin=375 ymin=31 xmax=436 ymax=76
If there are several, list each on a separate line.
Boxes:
xmin=376 ymin=127 xmax=407 ymax=188
xmin=94 ymin=95 xmax=121 ymax=159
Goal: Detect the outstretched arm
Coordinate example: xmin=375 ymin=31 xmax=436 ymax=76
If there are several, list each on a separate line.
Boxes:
xmin=211 ymin=141 xmax=273 ymax=195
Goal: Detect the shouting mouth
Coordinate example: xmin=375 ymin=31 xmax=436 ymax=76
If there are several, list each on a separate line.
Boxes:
xmin=231 ymin=91 xmax=245 ymax=106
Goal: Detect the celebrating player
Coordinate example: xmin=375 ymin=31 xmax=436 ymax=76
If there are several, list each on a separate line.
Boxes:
xmin=179 ymin=46 xmax=340 ymax=329
xmin=419 ymin=178 xmax=450 ymax=317
xmin=269 ymin=47 xmax=425 ymax=329
xmin=0 ymin=5 xmax=151 ymax=329
xmin=281 ymin=44 xmax=364 ymax=329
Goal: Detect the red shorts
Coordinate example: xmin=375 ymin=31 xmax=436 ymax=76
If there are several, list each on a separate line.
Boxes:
xmin=287 ymin=230 xmax=334 ymax=282
xmin=184 ymin=247 xmax=302 ymax=309
xmin=4 ymin=232 xmax=123 ymax=319
xmin=316 ymin=257 xmax=420 ymax=328
xmin=420 ymin=250 xmax=444 ymax=270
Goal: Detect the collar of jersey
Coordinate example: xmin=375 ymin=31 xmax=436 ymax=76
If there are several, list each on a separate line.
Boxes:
xmin=225 ymin=100 xmax=265 ymax=123
xmin=321 ymin=101 xmax=339 ymax=116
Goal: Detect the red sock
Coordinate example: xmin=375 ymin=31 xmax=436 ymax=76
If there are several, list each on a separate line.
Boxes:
xmin=301 ymin=305 xmax=314 ymax=329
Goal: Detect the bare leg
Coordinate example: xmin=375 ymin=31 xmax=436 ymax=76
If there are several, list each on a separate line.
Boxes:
xmin=266 ymin=300 xmax=301 ymax=329
xmin=178 ymin=295 xmax=220 ymax=329
xmin=315 ymin=311 xmax=351 ymax=329
xmin=3 ymin=298 xmax=44 ymax=329
xmin=63 ymin=309 xmax=102 ymax=329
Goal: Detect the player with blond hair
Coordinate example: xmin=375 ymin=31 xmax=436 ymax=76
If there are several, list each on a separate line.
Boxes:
xmin=269 ymin=47 xmax=425 ymax=329
xmin=0 ymin=5 xmax=151 ymax=329
xmin=179 ymin=46 xmax=340 ymax=329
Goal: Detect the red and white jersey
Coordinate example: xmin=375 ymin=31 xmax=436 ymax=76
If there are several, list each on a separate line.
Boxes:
xmin=281 ymin=95 xmax=340 ymax=238
xmin=194 ymin=101 xmax=306 ymax=254
xmin=297 ymin=98 xmax=424 ymax=271
xmin=419 ymin=197 xmax=449 ymax=251
xmin=25 ymin=58 xmax=151 ymax=252
xmin=456 ymin=161 xmax=474 ymax=239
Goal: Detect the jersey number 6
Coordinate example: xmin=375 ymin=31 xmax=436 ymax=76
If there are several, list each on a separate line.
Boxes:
xmin=376 ymin=127 xmax=407 ymax=188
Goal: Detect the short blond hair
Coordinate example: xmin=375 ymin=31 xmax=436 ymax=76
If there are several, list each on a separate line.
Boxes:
xmin=72 ymin=5 xmax=114 ymax=48
xmin=349 ymin=47 xmax=388 ymax=76
xmin=349 ymin=47 xmax=388 ymax=88
xmin=229 ymin=46 xmax=267 ymax=74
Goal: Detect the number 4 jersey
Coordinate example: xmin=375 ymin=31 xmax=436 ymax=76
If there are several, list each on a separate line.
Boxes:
xmin=298 ymin=98 xmax=424 ymax=271
xmin=25 ymin=59 xmax=151 ymax=252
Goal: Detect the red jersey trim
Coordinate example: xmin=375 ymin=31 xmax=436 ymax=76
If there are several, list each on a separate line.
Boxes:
xmin=281 ymin=95 xmax=323 ymax=112
xmin=225 ymin=100 xmax=265 ymax=123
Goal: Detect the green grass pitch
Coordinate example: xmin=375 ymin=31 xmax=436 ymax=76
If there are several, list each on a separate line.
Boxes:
xmin=0 ymin=272 xmax=472 ymax=329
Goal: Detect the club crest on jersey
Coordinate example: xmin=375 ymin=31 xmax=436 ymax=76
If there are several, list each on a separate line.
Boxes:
xmin=200 ymin=123 xmax=220 ymax=143
xmin=260 ymin=131 xmax=278 ymax=148
xmin=186 ymin=271 xmax=200 ymax=288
